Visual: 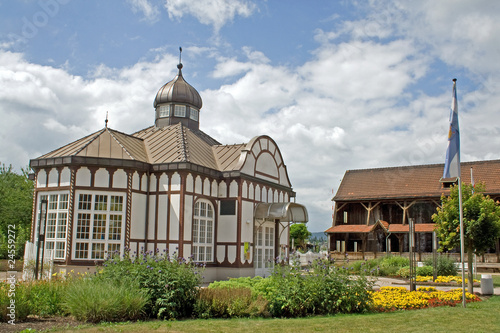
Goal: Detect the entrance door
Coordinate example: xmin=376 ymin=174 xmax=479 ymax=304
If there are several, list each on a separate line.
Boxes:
xmin=255 ymin=222 xmax=275 ymax=277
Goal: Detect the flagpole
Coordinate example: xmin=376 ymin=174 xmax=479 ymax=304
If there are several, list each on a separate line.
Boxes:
xmin=458 ymin=176 xmax=466 ymax=307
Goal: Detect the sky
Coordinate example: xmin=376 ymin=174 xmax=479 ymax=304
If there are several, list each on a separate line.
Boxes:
xmin=1 ymin=0 xmax=500 ymax=233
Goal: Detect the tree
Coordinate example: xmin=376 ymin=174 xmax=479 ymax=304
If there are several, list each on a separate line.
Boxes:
xmin=289 ymin=223 xmax=311 ymax=251
xmin=432 ymin=182 xmax=500 ymax=292
xmin=0 ymin=164 xmax=34 ymax=259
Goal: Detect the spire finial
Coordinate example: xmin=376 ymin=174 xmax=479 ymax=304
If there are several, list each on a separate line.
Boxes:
xmin=453 ymin=78 xmax=457 ymax=82
xmin=177 ymin=46 xmax=183 ymax=70
xmin=105 ymin=111 xmax=108 ymax=128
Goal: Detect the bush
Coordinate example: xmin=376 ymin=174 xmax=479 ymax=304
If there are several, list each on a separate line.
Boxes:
xmin=63 ymin=277 xmax=148 ymax=323
xmin=424 ymin=255 xmax=458 ymax=276
xmin=99 ymin=249 xmax=204 ymax=319
xmin=416 ymin=265 xmax=434 ymax=277
xmin=396 ymin=266 xmax=411 ymax=278
xmin=0 ymin=281 xmax=30 ymax=322
xmin=195 ymin=286 xmax=268 ymax=318
xmin=264 ymin=259 xmax=373 ymax=317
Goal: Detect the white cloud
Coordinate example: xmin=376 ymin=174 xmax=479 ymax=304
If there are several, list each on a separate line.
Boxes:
xmin=128 ymin=0 xmax=161 ymax=22
xmin=164 ymin=0 xmax=257 ymax=32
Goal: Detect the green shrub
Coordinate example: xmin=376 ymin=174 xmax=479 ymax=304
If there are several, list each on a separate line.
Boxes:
xmin=423 ymin=255 xmax=458 ymax=276
xmin=195 ymin=286 xmax=268 ymax=318
xmin=416 ymin=265 xmax=433 ymax=277
xmin=27 ymin=279 xmax=68 ymax=317
xmin=348 ymin=258 xmax=382 ymax=274
xmin=0 ymin=281 xmax=30 ymax=322
xmin=99 ymin=249 xmax=203 ymax=319
xmin=396 ymin=266 xmax=411 ymax=278
xmin=63 ymin=277 xmax=148 ymax=323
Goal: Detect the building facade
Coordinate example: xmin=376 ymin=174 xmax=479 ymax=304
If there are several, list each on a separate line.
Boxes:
xmin=29 ymin=61 xmax=308 ymax=281
xmin=326 ymin=160 xmax=500 ymax=262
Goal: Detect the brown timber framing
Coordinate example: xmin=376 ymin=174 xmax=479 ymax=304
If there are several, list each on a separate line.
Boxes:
xmin=395 ymin=200 xmax=416 ymax=225
xmin=360 ymin=202 xmax=380 ymax=225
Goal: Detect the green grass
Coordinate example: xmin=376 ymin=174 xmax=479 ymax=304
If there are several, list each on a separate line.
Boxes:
xmin=53 ymin=296 xmax=500 ymax=333
xmin=493 ymin=275 xmax=500 ymax=287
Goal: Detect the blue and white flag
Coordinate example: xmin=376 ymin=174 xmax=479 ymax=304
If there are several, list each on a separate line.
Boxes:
xmin=443 ymin=79 xmax=460 ymax=179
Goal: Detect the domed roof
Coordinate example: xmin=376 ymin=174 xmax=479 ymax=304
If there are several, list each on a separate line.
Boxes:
xmin=153 ymin=63 xmax=202 ymax=109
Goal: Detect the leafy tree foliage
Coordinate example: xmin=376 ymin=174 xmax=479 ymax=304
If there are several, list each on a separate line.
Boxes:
xmin=432 ymin=182 xmax=500 ymax=292
xmin=0 ymin=164 xmax=33 ymax=258
xmin=289 ymin=223 xmax=311 ymax=251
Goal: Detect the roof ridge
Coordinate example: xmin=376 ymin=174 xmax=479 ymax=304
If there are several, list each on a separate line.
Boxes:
xmin=73 ymin=128 xmax=107 ymax=156
xmin=177 ymin=123 xmax=189 ymax=162
xmin=106 ymin=128 xmax=135 ymax=160
xmin=345 ymin=159 xmax=500 ymax=173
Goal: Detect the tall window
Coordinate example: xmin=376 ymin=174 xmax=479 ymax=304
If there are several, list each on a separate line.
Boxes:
xmin=38 ymin=193 xmax=69 ymax=260
xmin=189 ymin=108 xmax=199 ymax=121
xmin=74 ymin=193 xmax=124 ymax=260
xmin=192 ymin=200 xmax=214 ymax=263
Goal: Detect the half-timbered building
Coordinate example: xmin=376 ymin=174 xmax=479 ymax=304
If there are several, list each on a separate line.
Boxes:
xmin=326 ymin=160 xmax=500 ymax=262
xmin=29 ymin=61 xmax=308 ymax=281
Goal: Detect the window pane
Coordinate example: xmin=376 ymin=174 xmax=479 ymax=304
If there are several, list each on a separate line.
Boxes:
xmin=174 ymin=105 xmax=186 ymax=117
xmin=159 ymin=105 xmax=170 ymax=117
xmin=93 ymin=214 xmax=106 ymax=240
xmin=46 ymin=213 xmax=57 ymax=238
xmin=189 ymin=108 xmax=199 ymax=121
xmin=91 ymin=243 xmax=105 ymax=259
xmin=49 ymin=194 xmax=58 ymax=210
xmin=76 ymin=213 xmax=91 ymax=239
xmin=199 ymin=220 xmax=206 ymax=243
xmin=59 ymin=194 xmax=69 ymax=210
xmin=94 ymin=195 xmax=107 ymax=211
xmin=108 ymin=215 xmax=122 ymax=240
xmin=206 ymin=221 xmax=212 ymax=243
xmin=75 ymin=243 xmax=89 ymax=259
xmin=79 ymin=194 xmax=92 ymax=210
xmin=55 ymin=242 xmax=65 ymax=259
xmin=107 ymin=243 xmax=121 ymax=255
xmin=57 ymin=212 xmax=67 ymax=238
xmin=193 ymin=219 xmax=199 ymax=243
xmin=110 ymin=196 xmax=123 ymax=212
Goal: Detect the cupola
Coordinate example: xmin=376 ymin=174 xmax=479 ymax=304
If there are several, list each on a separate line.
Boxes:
xmin=154 ymin=53 xmax=202 ymax=130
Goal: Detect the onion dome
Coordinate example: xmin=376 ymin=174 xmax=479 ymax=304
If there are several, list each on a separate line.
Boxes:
xmin=154 ymin=62 xmax=203 ymax=130
xmin=154 ymin=63 xmax=202 ymax=109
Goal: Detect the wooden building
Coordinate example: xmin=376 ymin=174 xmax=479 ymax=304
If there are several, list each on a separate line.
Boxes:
xmin=29 ymin=61 xmax=308 ymax=281
xmin=326 ymin=160 xmax=500 ymax=261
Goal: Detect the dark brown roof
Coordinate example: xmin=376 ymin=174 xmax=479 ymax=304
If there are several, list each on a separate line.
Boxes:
xmin=325 ymin=222 xmax=436 ymax=234
xmin=333 ymin=160 xmax=500 ymax=202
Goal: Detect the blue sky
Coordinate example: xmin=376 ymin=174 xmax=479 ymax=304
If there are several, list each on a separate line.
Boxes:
xmin=1 ymin=0 xmax=500 ymax=232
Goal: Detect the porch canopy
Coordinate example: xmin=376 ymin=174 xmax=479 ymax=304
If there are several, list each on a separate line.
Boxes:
xmin=254 ymin=202 xmax=308 ymax=223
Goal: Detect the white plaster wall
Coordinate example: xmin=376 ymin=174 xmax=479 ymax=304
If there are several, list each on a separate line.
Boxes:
xmin=37 ymin=169 xmax=47 ymax=188
xmin=261 ymin=187 xmax=267 ymax=202
xmin=75 ymin=167 xmax=91 ymax=187
xmin=240 ymin=154 xmax=255 ymax=176
xmin=132 ymin=172 xmax=140 ymax=190
xmin=242 ymin=181 xmax=248 ymax=199
xmin=203 ymin=178 xmax=210 ymax=196
xmin=141 ymin=173 xmax=148 ymax=192
xmin=229 ymin=180 xmax=238 ymax=197
xmin=171 ymin=173 xmax=180 ymax=191
xmin=255 ymin=185 xmax=261 ymax=201
xmin=217 ymin=215 xmax=236 ymax=243
xmin=184 ymin=195 xmax=193 ymax=242
xmin=195 ymin=176 xmax=202 ymax=194
xmin=169 ymin=194 xmax=180 ymax=240
xmin=211 ymin=180 xmax=218 ymax=197
xmin=149 ymin=174 xmax=157 ymax=192
xmin=279 ymin=165 xmax=290 ymax=186
xmin=186 ymin=173 xmax=194 ymax=193
xmin=130 ymin=192 xmax=146 ymax=240
xmin=159 ymin=173 xmax=168 ymax=192
xmin=251 ymin=142 xmax=260 ymax=156
xmin=48 ymin=168 xmax=58 ymax=187
xmin=169 ymin=243 xmax=178 ymax=255
xmin=241 ymin=201 xmax=254 ymax=243
xmin=113 ymin=169 xmax=127 ymax=189
xmin=147 ymin=243 xmax=155 ymax=252
xmin=216 ymin=245 xmax=225 ymax=263
xmin=156 ymin=243 xmax=167 ymax=253
xmin=148 ymin=195 xmax=156 ymax=240
xmin=94 ymin=168 xmax=108 ymax=187
xmin=227 ymin=245 xmax=236 ymax=264
xmin=183 ymin=244 xmax=191 ymax=259
xmin=60 ymin=167 xmax=70 ymax=187
xmin=218 ymin=181 xmax=227 ymax=198
xmin=157 ymin=194 xmax=168 ymax=240
xmin=248 ymin=184 xmax=254 ymax=200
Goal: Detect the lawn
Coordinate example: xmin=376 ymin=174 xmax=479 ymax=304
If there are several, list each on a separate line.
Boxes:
xmin=52 ymin=296 xmax=500 ymax=333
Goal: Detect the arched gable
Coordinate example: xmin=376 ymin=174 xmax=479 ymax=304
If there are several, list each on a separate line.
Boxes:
xmin=235 ymin=135 xmax=292 ymax=188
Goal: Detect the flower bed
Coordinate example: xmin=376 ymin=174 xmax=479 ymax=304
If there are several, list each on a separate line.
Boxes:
xmin=370 ymin=286 xmax=481 ymax=312
xmin=416 ymin=275 xmax=480 ymax=286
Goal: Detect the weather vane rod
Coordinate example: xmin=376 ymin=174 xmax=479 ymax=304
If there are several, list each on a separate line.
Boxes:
xmin=179 ymin=46 xmax=182 ymax=64
xmin=105 ymin=111 xmax=108 ymax=128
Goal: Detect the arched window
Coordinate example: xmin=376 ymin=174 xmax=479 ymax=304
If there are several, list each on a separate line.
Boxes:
xmin=192 ymin=200 xmax=214 ymax=262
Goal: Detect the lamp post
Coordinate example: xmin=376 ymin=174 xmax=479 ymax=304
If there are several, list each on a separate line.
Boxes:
xmin=35 ymin=199 xmax=47 ymax=280
xmin=409 ymin=218 xmax=416 ymax=291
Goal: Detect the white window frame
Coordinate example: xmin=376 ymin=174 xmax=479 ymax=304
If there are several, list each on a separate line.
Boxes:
xmin=36 ymin=192 xmax=69 ymax=260
xmin=192 ymin=200 xmax=214 ymax=263
xmin=73 ymin=192 xmax=125 ymax=260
